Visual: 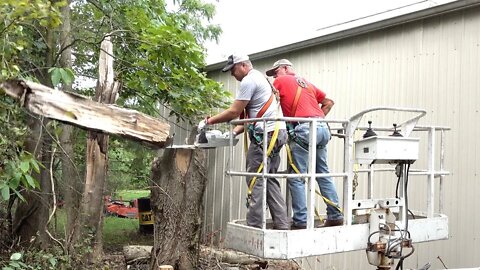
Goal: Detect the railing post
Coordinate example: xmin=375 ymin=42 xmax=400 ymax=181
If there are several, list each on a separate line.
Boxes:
xmin=262 ymin=119 xmax=268 ymax=229
xmin=307 ymin=119 xmax=317 ymax=229
xmin=439 ymin=129 xmax=445 ymax=213
xmin=368 ymin=165 xmax=374 ymax=199
xmin=343 ymin=122 xmax=354 ymax=226
xmin=228 ymin=125 xmax=234 ymax=223
xmin=427 ymin=127 xmax=436 ymax=218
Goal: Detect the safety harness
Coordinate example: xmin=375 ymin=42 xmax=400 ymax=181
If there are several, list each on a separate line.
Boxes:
xmin=243 ymin=79 xmax=281 ymax=208
xmin=285 ymin=77 xmax=314 ymax=151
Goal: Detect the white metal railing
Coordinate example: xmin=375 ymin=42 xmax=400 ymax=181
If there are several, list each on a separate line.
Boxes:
xmin=226 ymin=107 xmax=450 ymax=230
xmin=228 ymin=116 xmax=348 ymax=229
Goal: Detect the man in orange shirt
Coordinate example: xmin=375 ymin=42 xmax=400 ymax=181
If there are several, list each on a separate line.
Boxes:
xmin=266 ymin=59 xmax=343 ymax=229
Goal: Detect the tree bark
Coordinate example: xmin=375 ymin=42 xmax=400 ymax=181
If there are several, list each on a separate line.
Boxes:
xmin=13 ymin=116 xmax=52 ymax=247
xmin=12 ymin=20 xmax=56 ymax=249
xmin=58 ymin=0 xmax=82 ymax=251
xmin=71 ymin=36 xmax=119 ymax=264
xmin=62 ymin=124 xmax=81 ymax=247
xmin=150 ymin=131 xmax=208 ymax=270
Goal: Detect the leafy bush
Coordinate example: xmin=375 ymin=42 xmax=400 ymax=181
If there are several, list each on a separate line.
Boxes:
xmin=0 ymin=95 xmax=42 ymax=202
xmin=1 ymin=250 xmax=69 ymax=270
xmin=0 ymin=152 xmax=41 ymax=201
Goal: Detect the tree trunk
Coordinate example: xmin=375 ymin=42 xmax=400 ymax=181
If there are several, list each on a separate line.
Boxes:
xmin=71 ymin=36 xmax=119 ymax=264
xmin=13 ymin=116 xmax=52 ymax=247
xmin=58 ymin=0 xmax=82 ymax=250
xmin=62 ymin=124 xmax=82 ymax=247
xmin=80 ymin=131 xmax=109 ymax=260
xmin=150 ymin=131 xmax=208 ymax=270
xmin=12 ymin=21 xmax=56 ymax=249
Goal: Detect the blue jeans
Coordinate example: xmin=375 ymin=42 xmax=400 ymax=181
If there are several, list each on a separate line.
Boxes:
xmin=288 ymin=122 xmax=343 ymax=226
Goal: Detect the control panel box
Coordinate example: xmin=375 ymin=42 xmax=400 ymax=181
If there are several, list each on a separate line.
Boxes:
xmin=355 ymin=136 xmax=419 ymax=164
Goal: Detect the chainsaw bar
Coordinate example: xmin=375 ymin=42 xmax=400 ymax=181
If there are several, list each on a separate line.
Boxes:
xmin=165 ymin=130 xmax=239 ymax=149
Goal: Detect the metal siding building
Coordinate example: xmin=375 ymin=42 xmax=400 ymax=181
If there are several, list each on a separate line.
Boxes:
xmin=202 ymin=1 xmax=480 ymax=269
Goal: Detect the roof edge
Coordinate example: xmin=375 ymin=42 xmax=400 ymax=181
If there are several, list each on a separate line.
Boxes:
xmin=205 ymin=0 xmax=480 ymax=72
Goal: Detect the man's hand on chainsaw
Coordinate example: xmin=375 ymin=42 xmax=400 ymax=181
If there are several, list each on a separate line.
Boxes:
xmin=197 ymin=117 xmax=209 ymax=133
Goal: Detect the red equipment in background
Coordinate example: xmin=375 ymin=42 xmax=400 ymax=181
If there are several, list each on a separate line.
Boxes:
xmin=104 ymin=196 xmax=139 ymax=218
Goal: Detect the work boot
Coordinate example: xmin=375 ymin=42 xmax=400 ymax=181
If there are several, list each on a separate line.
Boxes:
xmin=290 ymin=223 xmax=307 ymax=230
xmin=323 ymin=218 xmax=344 ymax=227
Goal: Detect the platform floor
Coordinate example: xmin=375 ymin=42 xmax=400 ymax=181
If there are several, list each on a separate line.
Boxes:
xmin=225 ymin=213 xmax=448 ymax=259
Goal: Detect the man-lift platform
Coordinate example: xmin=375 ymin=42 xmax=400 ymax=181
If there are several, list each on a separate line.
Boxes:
xmin=223 ymin=107 xmax=450 ymax=267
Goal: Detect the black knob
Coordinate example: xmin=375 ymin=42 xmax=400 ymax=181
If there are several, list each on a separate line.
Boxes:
xmin=390 ymin=123 xmax=403 ymax=137
xmin=363 ymin=121 xmax=377 ymax=138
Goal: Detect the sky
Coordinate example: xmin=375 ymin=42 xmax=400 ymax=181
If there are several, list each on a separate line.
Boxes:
xmin=204 ymin=0 xmax=454 ymax=64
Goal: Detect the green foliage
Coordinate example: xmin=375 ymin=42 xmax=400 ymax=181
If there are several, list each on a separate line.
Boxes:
xmin=1 ymin=0 xmax=229 ymax=259
xmin=107 ymin=138 xmax=155 ymax=193
xmin=0 ymin=152 xmax=42 ymax=201
xmin=1 ymin=0 xmax=230 ymax=200
xmin=70 ymin=0 xmax=230 ymax=120
xmin=0 ymin=0 xmax=65 ymax=202
xmin=0 ymin=0 xmax=66 ymax=81
xmin=52 ymin=208 xmax=153 ymax=252
xmin=2 ymin=252 xmax=29 ymax=270
xmin=115 ymin=189 xmax=150 ymax=201
xmin=1 ymin=0 xmax=229 ymax=149
xmin=1 ymin=250 xmax=68 ymax=270
xmin=103 ymin=215 xmax=152 ymax=248
xmin=0 ymin=96 xmax=43 ymax=202
xmin=48 ymin=67 xmax=75 ymax=87
xmin=0 ymin=97 xmax=27 ymax=162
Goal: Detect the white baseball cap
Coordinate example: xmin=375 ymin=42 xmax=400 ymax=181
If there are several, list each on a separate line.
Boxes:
xmin=265 ymin=59 xmax=293 ymax=76
xmin=222 ymin=54 xmax=250 ymax=72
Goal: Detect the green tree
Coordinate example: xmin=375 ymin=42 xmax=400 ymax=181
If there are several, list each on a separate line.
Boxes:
xmin=0 ymin=0 xmax=66 ymax=250
xmin=1 ymin=0 xmax=229 ymax=268
xmin=108 ymin=138 xmax=155 ymax=192
xmin=67 ymin=1 xmax=228 ymax=266
xmin=71 ymin=0 xmax=228 ymax=119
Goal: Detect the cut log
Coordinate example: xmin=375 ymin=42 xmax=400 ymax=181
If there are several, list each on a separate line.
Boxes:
xmin=123 ymin=245 xmax=153 ymax=262
xmin=200 ymin=246 xmax=301 ymax=270
xmin=200 ymin=246 xmax=259 ymax=265
xmin=122 ymin=245 xmax=301 ymax=269
xmin=0 ymin=79 xmax=171 ymax=148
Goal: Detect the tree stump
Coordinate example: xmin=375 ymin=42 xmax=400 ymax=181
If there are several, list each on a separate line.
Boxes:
xmin=150 ymin=131 xmax=208 ymax=270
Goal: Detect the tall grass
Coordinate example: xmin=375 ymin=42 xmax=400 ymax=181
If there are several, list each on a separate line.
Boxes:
xmin=103 ymin=216 xmax=152 ymax=250
xmin=114 ymin=190 xmax=150 ymax=201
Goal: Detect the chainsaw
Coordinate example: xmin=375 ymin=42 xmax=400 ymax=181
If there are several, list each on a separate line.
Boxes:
xmin=166 ymin=129 xmax=239 ymax=149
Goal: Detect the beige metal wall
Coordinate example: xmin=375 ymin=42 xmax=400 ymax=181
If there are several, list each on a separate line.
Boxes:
xmin=203 ymin=5 xmax=480 ymax=269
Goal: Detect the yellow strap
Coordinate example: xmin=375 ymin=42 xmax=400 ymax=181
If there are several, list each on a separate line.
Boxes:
xmin=246 ymin=81 xmax=285 ymax=198
xmin=286 ymin=144 xmax=301 ymax=174
xmin=314 ymin=208 xmax=324 ymax=223
xmin=247 ymin=120 xmax=280 ymax=194
xmin=286 ymin=144 xmax=323 ymax=219
xmin=285 ymin=141 xmax=343 ymax=214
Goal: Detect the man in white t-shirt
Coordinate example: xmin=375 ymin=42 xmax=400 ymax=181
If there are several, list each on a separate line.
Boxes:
xmin=198 ymin=54 xmax=289 ymax=229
